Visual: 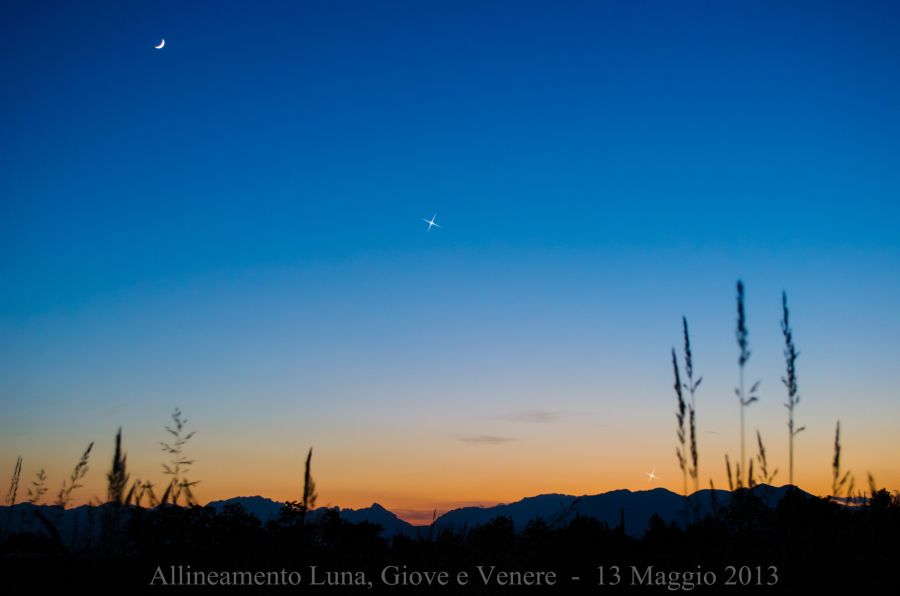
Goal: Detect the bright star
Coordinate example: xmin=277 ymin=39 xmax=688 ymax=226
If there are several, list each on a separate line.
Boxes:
xmin=644 ymin=467 xmax=660 ymax=483
xmin=422 ymin=214 xmax=441 ymax=231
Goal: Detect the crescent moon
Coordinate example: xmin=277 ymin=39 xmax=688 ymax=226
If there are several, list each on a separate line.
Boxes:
xmin=154 ymin=39 xmax=165 ymax=49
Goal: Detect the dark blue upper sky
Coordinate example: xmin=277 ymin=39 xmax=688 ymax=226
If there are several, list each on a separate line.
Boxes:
xmin=1 ymin=1 xmax=899 ymax=500
xmin=3 ymin=0 xmax=900 ymax=311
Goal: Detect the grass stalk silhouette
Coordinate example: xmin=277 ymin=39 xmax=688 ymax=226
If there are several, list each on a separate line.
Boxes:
xmin=56 ymin=442 xmax=93 ymax=508
xmin=781 ymin=291 xmax=804 ymax=486
xmin=278 ymin=446 xmax=318 ymax=526
xmin=756 ymin=431 xmax=777 ymax=485
xmin=102 ymin=428 xmax=130 ymax=544
xmin=672 ymin=318 xmax=702 ymax=523
xmin=301 ymin=447 xmax=318 ymax=523
xmin=125 ymin=479 xmax=159 ymax=507
xmin=4 ymin=456 xmax=22 ymax=507
xmin=681 ymin=316 xmax=703 ymax=500
xmin=708 ymin=479 xmax=718 ymax=514
xmin=23 ymin=468 xmax=49 ymax=534
xmin=107 ymin=428 xmax=129 ymax=505
xmin=831 ymin=421 xmax=854 ymax=500
xmin=671 ymin=348 xmax=689 ymax=527
xmin=27 ymin=468 xmax=47 ymax=505
xmin=725 ymin=454 xmax=735 ymax=491
xmin=681 ymin=317 xmax=701 ymax=493
xmin=725 ymin=453 xmax=755 ymax=491
xmin=160 ymin=408 xmax=198 ymax=505
xmin=735 ymin=280 xmax=760 ymax=474
xmin=142 ymin=481 xmax=159 ymax=506
xmin=2 ymin=456 xmax=23 ymax=540
xmin=867 ymin=473 xmax=879 ymax=503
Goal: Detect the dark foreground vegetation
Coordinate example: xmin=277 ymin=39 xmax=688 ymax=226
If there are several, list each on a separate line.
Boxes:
xmin=1 ymin=487 xmax=899 ymax=593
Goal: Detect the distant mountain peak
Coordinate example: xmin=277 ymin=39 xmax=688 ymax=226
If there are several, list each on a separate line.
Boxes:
xmin=521 ymin=493 xmax=573 ymax=502
xmin=216 ymin=495 xmax=277 ymax=504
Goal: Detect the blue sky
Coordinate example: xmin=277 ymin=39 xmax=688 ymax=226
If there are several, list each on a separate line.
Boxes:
xmin=1 ymin=1 xmax=899 ymax=510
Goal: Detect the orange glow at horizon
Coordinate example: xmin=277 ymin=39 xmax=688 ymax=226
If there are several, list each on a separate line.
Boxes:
xmin=5 ymin=412 xmax=897 ymax=526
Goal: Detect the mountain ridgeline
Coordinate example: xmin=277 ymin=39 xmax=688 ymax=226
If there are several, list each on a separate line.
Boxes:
xmin=1 ymin=484 xmax=806 ymax=541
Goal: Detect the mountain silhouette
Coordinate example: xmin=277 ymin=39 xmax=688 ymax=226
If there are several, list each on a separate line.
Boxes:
xmin=1 ymin=484 xmax=810 ymax=541
xmin=433 ymin=484 xmax=808 ymax=536
xmin=205 ymin=497 xmax=418 ymax=536
xmin=332 ymin=502 xmax=416 ymax=536
xmin=183 ymin=484 xmax=815 ymax=538
xmin=206 ymin=495 xmax=284 ymax=522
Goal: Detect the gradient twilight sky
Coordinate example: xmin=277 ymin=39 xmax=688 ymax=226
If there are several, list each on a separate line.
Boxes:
xmin=2 ymin=1 xmax=899 ymax=523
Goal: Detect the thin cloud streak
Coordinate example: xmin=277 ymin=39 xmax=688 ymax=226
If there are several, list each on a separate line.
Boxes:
xmin=498 ymin=409 xmax=560 ymax=423
xmin=454 ymin=434 xmax=517 ymax=445
xmin=496 ymin=409 xmax=594 ymax=423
